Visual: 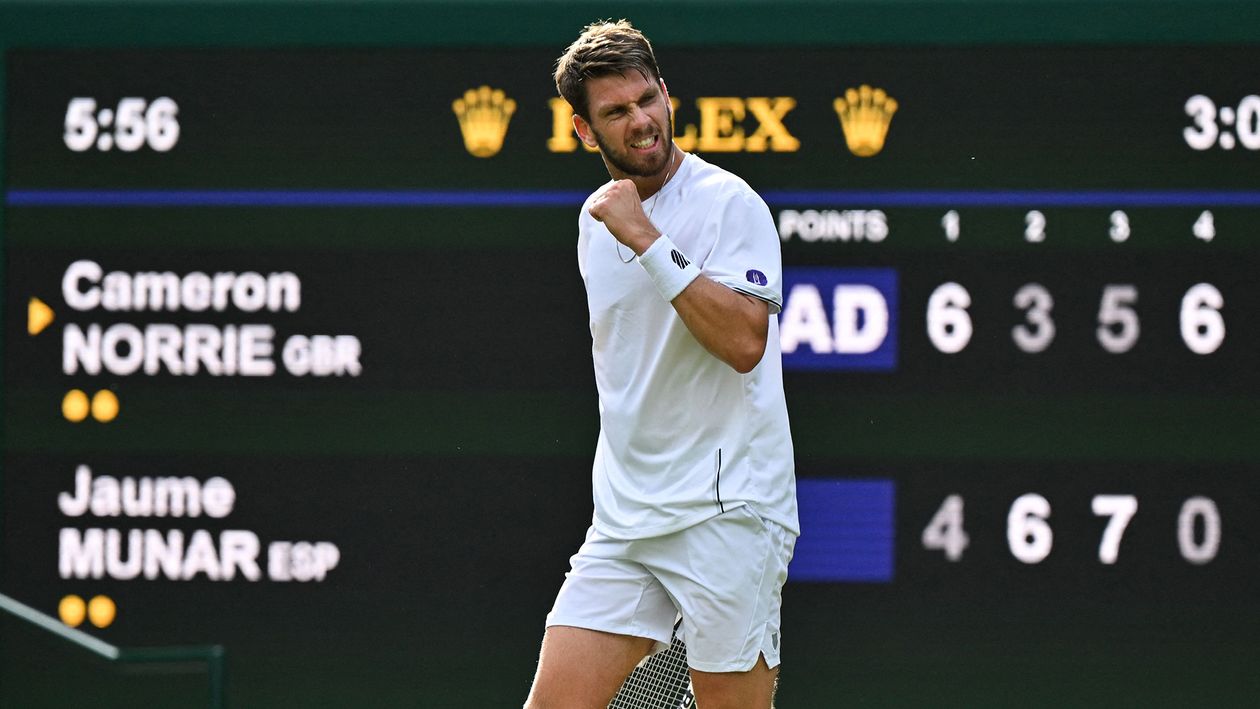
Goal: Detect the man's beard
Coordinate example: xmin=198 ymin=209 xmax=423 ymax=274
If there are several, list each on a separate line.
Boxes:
xmin=594 ymin=126 xmax=673 ymax=179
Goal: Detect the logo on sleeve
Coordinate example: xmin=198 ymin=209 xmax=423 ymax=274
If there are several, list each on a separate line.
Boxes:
xmin=745 ymin=269 xmax=768 ymax=286
xmin=671 ymin=250 xmax=690 ymax=269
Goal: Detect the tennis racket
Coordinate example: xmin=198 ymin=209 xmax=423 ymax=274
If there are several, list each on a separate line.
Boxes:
xmin=608 ymin=619 xmax=694 ymax=709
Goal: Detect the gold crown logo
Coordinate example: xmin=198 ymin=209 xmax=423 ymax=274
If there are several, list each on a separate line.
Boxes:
xmin=452 ymin=86 xmax=517 ymax=158
xmin=833 ymin=85 xmax=898 ymax=157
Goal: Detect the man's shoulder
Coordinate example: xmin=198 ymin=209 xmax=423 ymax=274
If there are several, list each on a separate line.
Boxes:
xmin=684 ymin=154 xmax=762 ymax=201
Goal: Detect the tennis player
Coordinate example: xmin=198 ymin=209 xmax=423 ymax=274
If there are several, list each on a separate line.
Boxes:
xmin=525 ymin=20 xmax=798 ymax=709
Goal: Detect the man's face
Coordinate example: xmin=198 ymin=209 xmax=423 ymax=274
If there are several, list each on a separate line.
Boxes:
xmin=576 ymin=71 xmax=673 ymax=179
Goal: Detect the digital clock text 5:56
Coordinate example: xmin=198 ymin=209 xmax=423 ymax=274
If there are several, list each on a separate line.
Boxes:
xmin=64 ymin=97 xmax=180 ymax=152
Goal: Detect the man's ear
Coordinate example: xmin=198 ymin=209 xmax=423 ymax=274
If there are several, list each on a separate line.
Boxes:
xmin=660 ymin=78 xmax=672 ymax=118
xmin=573 ymin=114 xmax=598 ymax=148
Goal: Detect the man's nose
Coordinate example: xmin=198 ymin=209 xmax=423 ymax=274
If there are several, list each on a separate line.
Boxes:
xmin=628 ymin=105 xmax=652 ymax=129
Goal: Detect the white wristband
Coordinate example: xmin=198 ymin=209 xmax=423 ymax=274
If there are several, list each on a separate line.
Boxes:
xmin=638 ymin=235 xmax=701 ymax=302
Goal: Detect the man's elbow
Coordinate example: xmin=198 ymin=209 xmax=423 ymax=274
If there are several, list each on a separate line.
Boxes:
xmin=728 ymin=335 xmax=768 ymax=374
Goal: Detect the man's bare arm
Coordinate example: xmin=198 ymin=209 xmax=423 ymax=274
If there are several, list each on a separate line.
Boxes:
xmin=670 ymin=278 xmax=769 ymax=374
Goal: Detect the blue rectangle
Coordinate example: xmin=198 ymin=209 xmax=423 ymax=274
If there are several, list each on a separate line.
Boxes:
xmin=779 ymin=268 xmax=898 ymax=371
xmin=789 ymin=478 xmax=895 ymax=583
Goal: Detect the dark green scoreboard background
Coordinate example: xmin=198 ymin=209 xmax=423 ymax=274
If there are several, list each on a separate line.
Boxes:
xmin=3 ymin=2 xmax=1260 ymax=707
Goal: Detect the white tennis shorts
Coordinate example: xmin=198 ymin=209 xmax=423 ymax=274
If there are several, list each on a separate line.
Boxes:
xmin=545 ymin=504 xmax=796 ymax=673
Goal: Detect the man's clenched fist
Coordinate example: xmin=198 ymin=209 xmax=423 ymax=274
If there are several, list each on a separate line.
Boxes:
xmin=588 ymin=179 xmax=661 ymax=256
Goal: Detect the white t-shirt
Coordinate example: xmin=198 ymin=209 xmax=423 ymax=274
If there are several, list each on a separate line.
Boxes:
xmin=577 ymin=153 xmax=799 ymax=540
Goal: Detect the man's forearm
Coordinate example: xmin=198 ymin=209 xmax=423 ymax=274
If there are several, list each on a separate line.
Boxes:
xmin=670 ymin=276 xmax=770 ymax=374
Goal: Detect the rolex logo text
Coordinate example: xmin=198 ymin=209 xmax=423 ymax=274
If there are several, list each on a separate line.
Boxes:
xmin=461 ymin=88 xmax=900 ymax=157
xmin=548 ymin=97 xmax=801 ymax=153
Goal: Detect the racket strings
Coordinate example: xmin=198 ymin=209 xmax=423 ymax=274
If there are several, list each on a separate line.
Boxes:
xmin=609 ymin=631 xmax=694 ymax=709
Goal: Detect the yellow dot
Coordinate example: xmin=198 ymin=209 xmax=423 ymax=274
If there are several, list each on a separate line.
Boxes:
xmin=62 ymin=390 xmax=90 ymax=422
xmin=91 ymin=390 xmax=119 ymax=423
xmin=59 ymin=595 xmax=86 ymax=628
xmin=88 ymin=595 xmax=116 ymax=628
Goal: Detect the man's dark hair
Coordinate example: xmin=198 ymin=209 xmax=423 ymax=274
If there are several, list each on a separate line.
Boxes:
xmin=554 ymin=19 xmax=662 ymax=120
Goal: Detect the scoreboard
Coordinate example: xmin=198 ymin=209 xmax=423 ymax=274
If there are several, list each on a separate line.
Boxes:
xmin=3 ymin=3 xmax=1260 ymax=707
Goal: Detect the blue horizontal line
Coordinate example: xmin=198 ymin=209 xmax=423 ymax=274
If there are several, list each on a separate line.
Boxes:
xmin=3 ymin=189 xmax=591 ymax=208
xmin=764 ymin=189 xmax=1260 ymax=207
xmin=5 ymin=188 xmax=1260 ymax=208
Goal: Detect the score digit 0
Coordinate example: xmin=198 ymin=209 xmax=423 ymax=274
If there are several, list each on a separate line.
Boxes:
xmin=922 ymin=494 xmax=1222 ymax=565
